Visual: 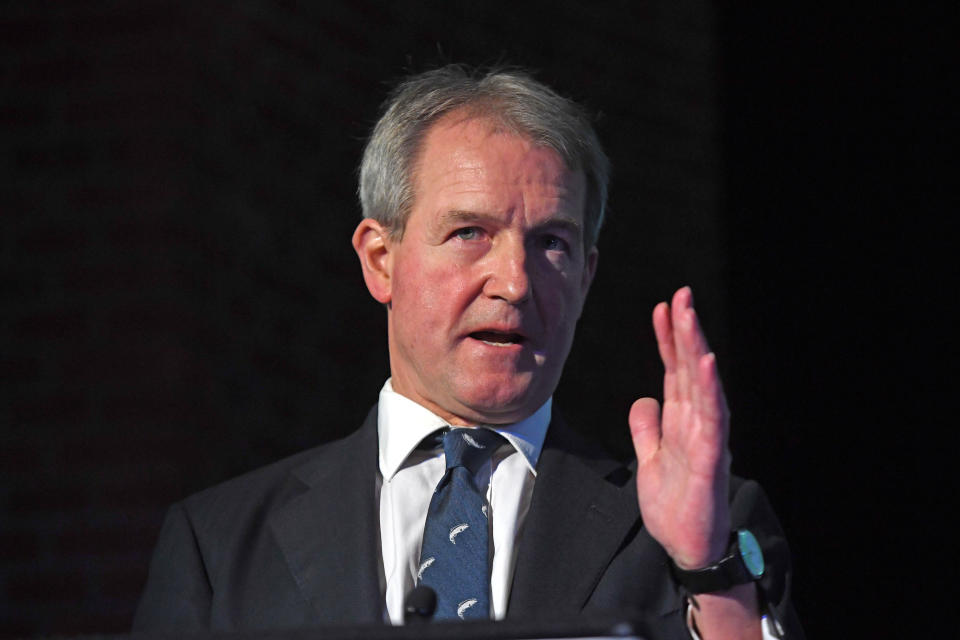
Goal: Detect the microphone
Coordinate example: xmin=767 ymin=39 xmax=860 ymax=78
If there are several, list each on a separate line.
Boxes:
xmin=403 ymin=585 xmax=437 ymax=624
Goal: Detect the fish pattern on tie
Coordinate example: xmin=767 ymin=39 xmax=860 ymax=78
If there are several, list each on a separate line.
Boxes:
xmin=416 ymin=427 xmax=502 ymax=620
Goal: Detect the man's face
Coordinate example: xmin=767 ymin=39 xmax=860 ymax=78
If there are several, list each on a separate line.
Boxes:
xmin=358 ymin=115 xmax=597 ymax=425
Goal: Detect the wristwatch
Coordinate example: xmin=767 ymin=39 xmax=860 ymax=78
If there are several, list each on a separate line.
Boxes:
xmin=671 ymin=529 xmax=765 ymax=594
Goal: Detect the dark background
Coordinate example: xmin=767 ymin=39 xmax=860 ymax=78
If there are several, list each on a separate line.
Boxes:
xmin=2 ymin=2 xmax=952 ymax=637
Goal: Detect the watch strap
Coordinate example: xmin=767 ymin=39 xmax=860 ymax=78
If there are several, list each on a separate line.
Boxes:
xmin=671 ymin=531 xmax=758 ymax=594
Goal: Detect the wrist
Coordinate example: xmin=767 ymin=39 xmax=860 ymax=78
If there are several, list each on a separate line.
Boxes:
xmin=671 ymin=539 xmax=729 ymax=571
xmin=671 ymin=529 xmax=765 ymax=594
xmin=688 ymin=583 xmax=762 ymax=640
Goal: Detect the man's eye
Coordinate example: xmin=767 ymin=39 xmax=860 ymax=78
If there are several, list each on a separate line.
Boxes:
xmin=541 ymin=235 xmax=570 ymax=252
xmin=454 ymin=227 xmax=480 ymax=241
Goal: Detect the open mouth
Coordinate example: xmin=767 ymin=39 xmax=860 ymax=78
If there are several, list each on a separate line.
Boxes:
xmin=469 ymin=331 xmax=525 ymax=347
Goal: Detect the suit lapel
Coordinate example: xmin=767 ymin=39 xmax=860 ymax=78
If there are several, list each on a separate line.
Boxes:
xmin=508 ymin=416 xmax=640 ymax=618
xmin=268 ymin=408 xmax=383 ymax=626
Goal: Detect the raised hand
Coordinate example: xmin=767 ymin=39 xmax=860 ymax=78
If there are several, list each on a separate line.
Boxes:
xmin=629 ymin=286 xmax=731 ymax=570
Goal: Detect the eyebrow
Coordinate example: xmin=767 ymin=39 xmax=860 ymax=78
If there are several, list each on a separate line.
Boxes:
xmin=441 ymin=210 xmax=583 ymax=235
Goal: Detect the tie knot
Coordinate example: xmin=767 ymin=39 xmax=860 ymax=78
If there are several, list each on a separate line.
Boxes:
xmin=442 ymin=428 xmax=502 ymax=474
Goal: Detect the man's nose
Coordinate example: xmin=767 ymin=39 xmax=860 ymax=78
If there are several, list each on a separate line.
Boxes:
xmin=482 ymin=239 xmax=531 ymax=304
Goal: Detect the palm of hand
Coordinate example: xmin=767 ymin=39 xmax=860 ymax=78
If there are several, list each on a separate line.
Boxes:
xmin=629 ymin=288 xmax=732 ymax=569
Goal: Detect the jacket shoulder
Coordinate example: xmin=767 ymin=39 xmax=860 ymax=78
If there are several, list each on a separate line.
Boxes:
xmin=179 ymin=408 xmax=377 ymax=544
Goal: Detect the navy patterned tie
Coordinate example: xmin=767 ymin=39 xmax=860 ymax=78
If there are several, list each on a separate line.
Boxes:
xmin=416 ymin=428 xmax=502 ymax=621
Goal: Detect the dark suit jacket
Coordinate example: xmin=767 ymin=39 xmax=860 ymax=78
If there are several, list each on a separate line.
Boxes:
xmin=133 ymin=407 xmax=802 ymax=638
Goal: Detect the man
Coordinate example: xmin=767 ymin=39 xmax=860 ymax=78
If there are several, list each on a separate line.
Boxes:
xmin=134 ymin=66 xmax=802 ymax=639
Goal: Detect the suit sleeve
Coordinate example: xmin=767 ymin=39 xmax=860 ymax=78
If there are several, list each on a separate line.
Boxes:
xmin=729 ymin=479 xmax=805 ymax=639
xmin=132 ymin=502 xmax=213 ymax=631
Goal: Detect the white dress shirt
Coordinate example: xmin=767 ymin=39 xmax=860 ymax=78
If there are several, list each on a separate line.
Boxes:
xmin=377 ymin=379 xmax=550 ymax=625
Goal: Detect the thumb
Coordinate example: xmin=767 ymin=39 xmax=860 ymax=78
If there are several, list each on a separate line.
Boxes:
xmin=629 ymin=397 xmax=662 ymax=464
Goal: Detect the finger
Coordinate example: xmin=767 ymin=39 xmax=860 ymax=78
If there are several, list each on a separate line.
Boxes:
xmin=670 ymin=288 xmax=696 ymax=403
xmin=653 ymin=301 xmax=676 ymax=369
xmin=672 ymin=287 xmax=710 ymax=359
xmin=685 ymin=309 xmax=708 ymax=412
xmin=695 ymin=353 xmax=732 ymax=474
xmin=696 ymin=352 xmax=730 ymax=431
xmin=672 ymin=288 xmax=713 ymax=405
xmin=629 ymin=397 xmax=662 ymax=465
xmin=652 ymin=302 xmax=678 ymax=401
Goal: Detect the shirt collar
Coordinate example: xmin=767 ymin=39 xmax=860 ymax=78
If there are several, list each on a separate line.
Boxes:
xmin=377 ymin=378 xmax=551 ymax=482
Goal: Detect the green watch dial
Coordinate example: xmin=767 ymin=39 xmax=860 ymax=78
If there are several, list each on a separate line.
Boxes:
xmin=737 ymin=529 xmax=764 ymax=578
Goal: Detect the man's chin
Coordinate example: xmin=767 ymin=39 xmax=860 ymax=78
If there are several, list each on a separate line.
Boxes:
xmin=450 ymin=383 xmax=547 ymax=425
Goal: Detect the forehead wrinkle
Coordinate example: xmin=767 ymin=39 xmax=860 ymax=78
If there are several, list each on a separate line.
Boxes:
xmin=426 ymin=118 xmax=571 ymax=188
xmin=414 ymin=116 xmax=587 ymax=236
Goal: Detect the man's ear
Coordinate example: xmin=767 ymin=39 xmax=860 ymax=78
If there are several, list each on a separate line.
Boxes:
xmin=352 ymin=218 xmax=394 ymax=304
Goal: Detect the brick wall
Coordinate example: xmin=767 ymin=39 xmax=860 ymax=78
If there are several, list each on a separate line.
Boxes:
xmin=1 ymin=1 xmax=722 ymax=635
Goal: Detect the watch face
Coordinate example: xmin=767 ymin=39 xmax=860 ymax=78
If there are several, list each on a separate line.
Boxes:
xmin=737 ymin=529 xmax=765 ymax=578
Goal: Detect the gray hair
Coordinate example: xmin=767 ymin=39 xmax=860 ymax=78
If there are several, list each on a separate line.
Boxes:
xmin=358 ymin=65 xmax=610 ymax=247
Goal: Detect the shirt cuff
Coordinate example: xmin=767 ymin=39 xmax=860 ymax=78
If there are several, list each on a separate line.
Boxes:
xmin=685 ymin=598 xmax=786 ymax=639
